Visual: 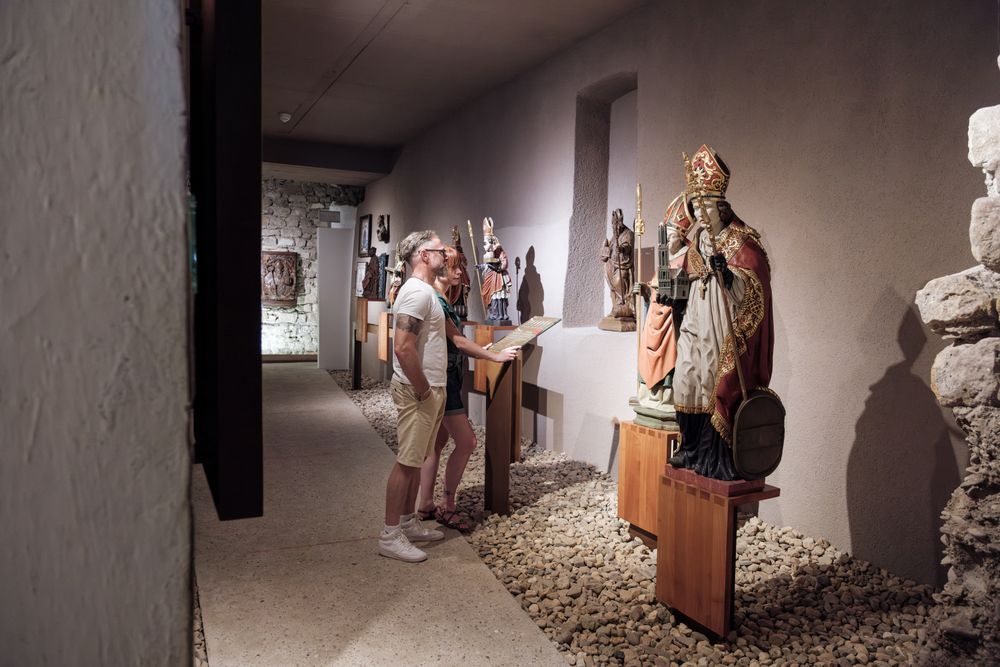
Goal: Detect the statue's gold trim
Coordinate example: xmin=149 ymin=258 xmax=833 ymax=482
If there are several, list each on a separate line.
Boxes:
xmin=705 ymin=265 xmax=766 ymax=442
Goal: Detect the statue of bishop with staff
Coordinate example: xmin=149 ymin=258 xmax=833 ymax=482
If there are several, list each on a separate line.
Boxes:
xmin=599 ymin=208 xmax=636 ymax=331
xmin=669 ymin=145 xmax=775 ymax=480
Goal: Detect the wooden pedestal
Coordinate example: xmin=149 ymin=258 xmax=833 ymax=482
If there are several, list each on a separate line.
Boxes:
xmin=655 ymin=466 xmax=779 ymax=638
xmin=483 ymin=354 xmax=522 ymax=515
xmin=618 ymin=422 xmax=678 ymax=539
xmin=377 ymin=312 xmax=392 ymax=362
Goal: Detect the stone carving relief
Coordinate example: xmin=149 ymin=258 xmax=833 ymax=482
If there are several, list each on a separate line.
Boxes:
xmin=261 ymin=250 xmax=297 ymax=306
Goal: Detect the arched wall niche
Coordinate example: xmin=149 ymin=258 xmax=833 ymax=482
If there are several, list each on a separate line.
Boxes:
xmin=562 ymin=71 xmax=638 ymax=327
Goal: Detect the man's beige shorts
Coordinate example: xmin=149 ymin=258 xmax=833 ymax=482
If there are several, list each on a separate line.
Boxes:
xmin=391 ymin=378 xmax=446 ymax=468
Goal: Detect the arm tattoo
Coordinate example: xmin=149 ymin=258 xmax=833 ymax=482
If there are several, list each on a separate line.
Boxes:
xmin=395 ymin=314 xmax=423 ymax=335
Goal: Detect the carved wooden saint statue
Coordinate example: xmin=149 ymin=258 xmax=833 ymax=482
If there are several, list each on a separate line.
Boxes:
xmin=599 ymin=208 xmax=635 ymax=331
xmin=385 ymin=242 xmax=406 ymax=306
xmin=479 ymin=217 xmax=512 ymax=324
xmin=447 ymin=225 xmax=471 ymax=318
xmin=261 ymin=250 xmax=297 ymax=306
xmin=630 ymin=195 xmax=691 ymax=430
xmin=667 ymin=145 xmax=775 ymax=480
xmin=361 ymin=247 xmax=382 ymax=299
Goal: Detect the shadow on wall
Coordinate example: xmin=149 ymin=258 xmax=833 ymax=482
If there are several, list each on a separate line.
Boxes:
xmin=517 ymin=246 xmax=545 ymax=322
xmin=520 ymin=344 xmax=565 ymax=452
xmin=846 ymin=297 xmax=962 ymax=587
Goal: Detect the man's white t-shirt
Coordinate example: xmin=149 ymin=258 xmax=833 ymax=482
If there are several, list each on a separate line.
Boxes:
xmin=391 ymin=277 xmax=447 ymax=387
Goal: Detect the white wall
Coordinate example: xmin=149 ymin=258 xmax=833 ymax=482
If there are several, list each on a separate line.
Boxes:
xmin=360 ymin=0 xmax=998 ymax=586
xmin=0 ymin=2 xmax=190 ymax=663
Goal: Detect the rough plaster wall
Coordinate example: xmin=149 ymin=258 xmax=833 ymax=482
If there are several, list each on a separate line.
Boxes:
xmin=363 ymin=0 xmax=996 ymax=586
xmin=0 ymin=2 xmax=190 ymax=664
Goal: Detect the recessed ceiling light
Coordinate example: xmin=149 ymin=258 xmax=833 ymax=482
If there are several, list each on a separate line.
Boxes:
xmin=278 ymin=112 xmax=292 ymax=123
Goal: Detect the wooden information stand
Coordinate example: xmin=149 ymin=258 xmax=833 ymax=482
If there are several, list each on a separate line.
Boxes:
xmin=656 ymin=466 xmax=780 ymax=638
xmin=475 ymin=316 xmax=560 ymax=515
xmin=482 ymin=354 xmax=522 ymax=515
xmin=617 ymin=421 xmax=678 ymax=540
xmin=472 ymin=324 xmax=516 ymax=393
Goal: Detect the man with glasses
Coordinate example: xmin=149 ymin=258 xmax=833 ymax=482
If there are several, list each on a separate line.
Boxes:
xmin=379 ymin=230 xmax=450 ymax=562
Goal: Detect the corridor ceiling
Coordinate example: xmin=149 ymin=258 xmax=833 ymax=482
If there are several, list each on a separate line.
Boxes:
xmin=262 ymin=0 xmax=645 ymax=149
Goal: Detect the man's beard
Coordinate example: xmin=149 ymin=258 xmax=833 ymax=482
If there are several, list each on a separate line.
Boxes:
xmin=434 ymin=264 xmax=448 ymax=278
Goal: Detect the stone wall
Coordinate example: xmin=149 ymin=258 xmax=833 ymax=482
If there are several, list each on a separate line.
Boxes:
xmin=261 ymin=179 xmax=363 ymax=354
xmin=915 ymin=59 xmax=1000 ymax=665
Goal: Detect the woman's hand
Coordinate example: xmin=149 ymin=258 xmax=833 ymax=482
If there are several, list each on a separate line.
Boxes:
xmin=492 ymin=346 xmax=520 ymax=363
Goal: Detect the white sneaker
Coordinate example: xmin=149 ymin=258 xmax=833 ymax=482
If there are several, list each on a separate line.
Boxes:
xmin=400 ymin=516 xmax=445 ymax=542
xmin=378 ymin=529 xmax=427 ymax=563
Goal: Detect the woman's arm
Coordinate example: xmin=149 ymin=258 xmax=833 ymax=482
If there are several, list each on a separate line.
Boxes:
xmin=444 ymin=319 xmax=519 ymax=362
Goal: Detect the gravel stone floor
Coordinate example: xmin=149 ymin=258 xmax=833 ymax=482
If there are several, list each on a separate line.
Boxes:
xmin=332 ymin=371 xmax=937 ymax=667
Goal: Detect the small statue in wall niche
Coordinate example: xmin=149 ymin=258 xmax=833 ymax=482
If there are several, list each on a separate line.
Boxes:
xmin=599 ymin=208 xmax=636 ymax=331
xmin=448 ymin=225 xmax=471 ymax=318
xmin=385 ymin=243 xmax=406 ymax=307
xmin=479 ymin=217 xmax=512 ymax=325
xmin=376 ymin=214 xmax=390 ymax=243
xmin=361 ymin=247 xmax=382 ymax=299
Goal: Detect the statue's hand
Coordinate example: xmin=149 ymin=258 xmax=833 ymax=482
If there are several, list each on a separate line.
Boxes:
xmin=709 ymin=254 xmax=734 ymax=289
xmin=655 ymin=292 xmax=674 ymax=306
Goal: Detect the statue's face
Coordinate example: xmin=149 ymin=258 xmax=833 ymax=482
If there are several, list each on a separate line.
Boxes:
xmin=691 ymin=197 xmax=721 ymax=227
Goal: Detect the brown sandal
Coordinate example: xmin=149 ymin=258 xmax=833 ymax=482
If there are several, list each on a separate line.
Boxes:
xmin=435 ymin=507 xmax=471 ymax=532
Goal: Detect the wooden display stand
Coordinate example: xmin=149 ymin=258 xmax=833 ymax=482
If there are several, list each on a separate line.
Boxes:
xmin=656 ymin=466 xmax=780 ymax=638
xmin=482 ymin=353 xmax=522 ymax=515
xmin=472 ymin=324 xmax=517 ymax=393
xmin=617 ymin=421 xmax=678 ymax=541
xmin=377 ymin=312 xmax=392 ymax=362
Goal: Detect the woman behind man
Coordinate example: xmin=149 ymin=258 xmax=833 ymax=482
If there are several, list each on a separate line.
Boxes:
xmin=417 ymin=245 xmax=518 ymax=530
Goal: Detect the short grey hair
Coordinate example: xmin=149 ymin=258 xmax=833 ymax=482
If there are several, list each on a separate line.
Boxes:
xmin=399 ymin=230 xmax=438 ymax=265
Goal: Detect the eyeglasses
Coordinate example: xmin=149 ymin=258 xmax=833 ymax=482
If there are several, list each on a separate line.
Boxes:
xmin=422 ymin=248 xmax=447 ymax=259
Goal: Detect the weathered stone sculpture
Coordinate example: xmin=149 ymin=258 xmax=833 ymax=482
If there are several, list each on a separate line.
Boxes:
xmin=914 ymin=65 xmax=1000 ymax=667
xmin=667 ymin=145 xmax=775 ymax=481
xmin=599 ymin=208 xmax=636 ymax=331
xmin=479 ymin=217 xmax=512 ymax=325
xmin=448 ymin=225 xmax=472 ymax=318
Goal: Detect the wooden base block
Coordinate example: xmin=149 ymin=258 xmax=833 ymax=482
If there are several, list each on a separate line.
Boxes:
xmin=598 ymin=315 xmax=636 ymax=332
xmin=656 ymin=470 xmax=779 ymax=637
xmin=663 ymin=465 xmax=766 ymax=496
xmin=618 ymin=421 xmax=678 ymax=538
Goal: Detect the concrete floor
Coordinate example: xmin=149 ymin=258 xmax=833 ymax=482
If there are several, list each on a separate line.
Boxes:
xmin=193 ymin=362 xmax=565 ymax=666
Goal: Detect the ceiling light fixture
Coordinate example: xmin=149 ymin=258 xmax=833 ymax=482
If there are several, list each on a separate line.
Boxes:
xmin=278 ymin=112 xmax=292 ymax=123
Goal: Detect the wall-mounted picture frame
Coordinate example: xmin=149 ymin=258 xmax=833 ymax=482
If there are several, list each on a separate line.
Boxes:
xmin=359 ymin=214 xmax=373 ymax=257
xmin=355 ymin=260 xmax=368 ymax=297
